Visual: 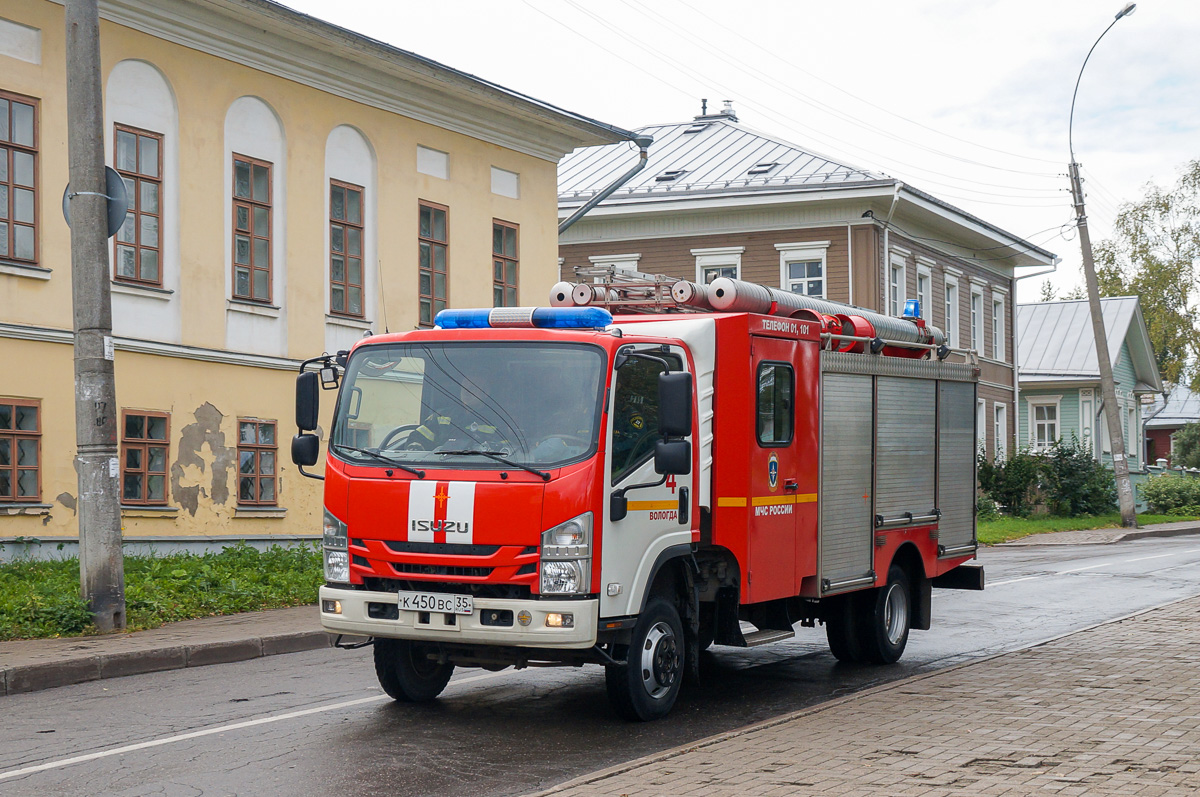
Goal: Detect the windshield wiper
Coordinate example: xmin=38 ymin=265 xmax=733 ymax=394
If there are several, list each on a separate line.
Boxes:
xmin=331 ymin=443 xmax=426 ymax=478
xmin=437 ymin=449 xmax=550 ymax=481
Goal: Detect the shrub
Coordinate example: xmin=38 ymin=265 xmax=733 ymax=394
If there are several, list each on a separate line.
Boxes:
xmin=978 ymin=449 xmax=1041 ymax=516
xmin=1139 ymin=474 xmax=1200 ymax=513
xmin=1040 ymin=437 xmax=1117 ymax=516
xmin=976 ymin=496 xmax=1001 ymax=521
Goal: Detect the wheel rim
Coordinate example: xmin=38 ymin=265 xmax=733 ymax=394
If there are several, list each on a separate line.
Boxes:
xmin=883 ymin=583 xmax=909 ymax=645
xmin=407 ymin=645 xmax=443 ymax=680
xmin=639 ymin=622 xmax=680 ymax=699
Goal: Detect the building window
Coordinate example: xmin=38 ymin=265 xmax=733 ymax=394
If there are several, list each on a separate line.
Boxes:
xmin=994 ymin=403 xmax=1007 ymax=461
xmin=916 ymin=263 xmax=933 ymax=319
xmin=992 ymin=296 xmax=1005 ymax=360
xmin=693 ymin=246 xmax=743 ymax=284
xmin=944 ymin=275 xmax=960 ymax=348
xmin=777 ymin=242 xmax=830 ymax=300
xmin=493 ymin=220 xmax=518 ymax=307
xmin=0 ymin=399 xmax=40 ymax=502
xmin=889 ymin=257 xmax=906 ymax=317
xmin=113 ymin=125 xmax=162 ymax=286
xmin=418 ymin=201 xmax=448 ymax=327
xmin=232 ymin=154 xmax=272 ymax=303
xmin=1031 ymin=402 xmax=1059 ymax=449
xmin=238 ymin=419 xmax=277 ymax=506
xmin=756 ymin=363 xmax=794 ymax=446
xmin=970 ymin=285 xmax=984 ymax=352
xmin=976 ymin=398 xmax=987 ymax=452
xmin=329 ymin=180 xmax=364 ymax=317
xmin=121 ymin=411 xmax=169 ymax=505
xmin=0 ymin=91 xmax=38 ymax=264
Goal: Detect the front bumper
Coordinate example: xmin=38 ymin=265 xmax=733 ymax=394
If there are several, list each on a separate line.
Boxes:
xmin=319 ymin=585 xmax=599 ymax=648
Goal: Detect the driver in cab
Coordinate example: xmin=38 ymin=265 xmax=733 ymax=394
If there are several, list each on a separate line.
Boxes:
xmin=407 ymin=383 xmax=509 ymax=451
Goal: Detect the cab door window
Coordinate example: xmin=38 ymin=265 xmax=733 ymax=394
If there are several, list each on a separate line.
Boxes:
xmin=756 ymin=362 xmax=793 ymax=445
xmin=611 ymin=353 xmax=681 ymax=483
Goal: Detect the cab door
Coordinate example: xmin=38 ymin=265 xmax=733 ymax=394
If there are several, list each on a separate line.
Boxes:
xmin=746 ymin=336 xmax=800 ymax=603
xmin=600 ymin=344 xmax=694 ymax=618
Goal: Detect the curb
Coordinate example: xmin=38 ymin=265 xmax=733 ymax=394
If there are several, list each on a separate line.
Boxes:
xmin=998 ymin=523 xmax=1200 ymax=547
xmin=523 ymin=591 xmax=1200 ymax=797
xmin=0 ymin=630 xmax=346 ymax=697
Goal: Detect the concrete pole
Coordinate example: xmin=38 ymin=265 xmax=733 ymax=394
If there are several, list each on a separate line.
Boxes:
xmin=1070 ymin=162 xmax=1137 ymax=528
xmin=65 ymin=0 xmax=126 ymax=630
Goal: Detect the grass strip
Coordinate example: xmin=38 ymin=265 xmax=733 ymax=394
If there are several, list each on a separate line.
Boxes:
xmin=977 ymin=513 xmax=1199 ymax=545
xmin=0 ymin=542 xmax=321 ymax=641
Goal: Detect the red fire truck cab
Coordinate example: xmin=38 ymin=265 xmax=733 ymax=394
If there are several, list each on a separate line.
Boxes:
xmin=292 ymin=290 xmax=983 ymax=721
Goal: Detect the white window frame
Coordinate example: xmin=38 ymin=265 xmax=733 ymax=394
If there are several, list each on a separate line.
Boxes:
xmin=1028 ymin=396 xmax=1062 ymax=450
xmin=916 ymin=258 xmax=933 ymax=321
xmin=970 ymin=283 xmax=985 ymax=353
xmin=692 ymin=246 xmax=743 ymax=284
xmin=977 ymin=398 xmax=987 ymax=452
xmin=994 ymin=403 xmax=1007 ymax=461
xmin=588 ymin=253 xmax=641 ymax=277
xmin=776 ymin=241 xmax=830 ymax=299
xmin=888 ymin=252 xmax=906 ymax=317
xmin=992 ymin=292 xmax=1006 ymax=361
xmin=944 ymin=274 xmax=960 ymax=349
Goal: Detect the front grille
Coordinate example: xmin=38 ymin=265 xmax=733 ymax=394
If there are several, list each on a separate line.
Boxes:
xmin=363 ymin=577 xmax=532 ymax=600
xmin=515 ymin=563 xmax=537 ymax=576
xmin=384 ymin=541 xmax=501 ymax=556
xmin=392 ymin=562 xmax=493 ymax=578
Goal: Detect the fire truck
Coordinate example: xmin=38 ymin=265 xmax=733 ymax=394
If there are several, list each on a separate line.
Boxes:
xmin=291 ymin=274 xmax=984 ymax=721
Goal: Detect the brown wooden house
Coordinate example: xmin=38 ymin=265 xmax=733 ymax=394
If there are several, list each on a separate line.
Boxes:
xmin=557 ymin=104 xmax=1058 ymax=461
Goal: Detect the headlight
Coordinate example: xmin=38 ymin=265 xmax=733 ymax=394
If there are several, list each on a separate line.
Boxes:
xmin=323 ymin=508 xmax=350 ymax=583
xmin=540 ymin=560 xmax=587 ymax=595
xmin=540 ymin=513 xmax=592 ymax=594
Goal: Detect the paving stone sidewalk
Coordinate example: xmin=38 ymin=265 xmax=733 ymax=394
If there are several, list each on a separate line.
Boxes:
xmin=533 ymin=595 xmax=1200 ymax=796
xmin=998 ymin=519 xmax=1200 ymax=547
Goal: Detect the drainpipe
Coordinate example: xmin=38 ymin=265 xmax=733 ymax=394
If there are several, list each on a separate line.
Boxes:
xmin=558 ymin=134 xmax=654 ymax=235
xmin=1141 ymin=389 xmax=1170 ymax=467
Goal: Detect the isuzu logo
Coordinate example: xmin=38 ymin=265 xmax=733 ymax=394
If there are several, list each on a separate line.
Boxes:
xmin=407 ymin=481 xmax=477 ymax=543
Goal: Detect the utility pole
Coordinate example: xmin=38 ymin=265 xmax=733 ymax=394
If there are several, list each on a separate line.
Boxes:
xmin=1068 ymin=3 xmax=1138 ymax=528
xmin=65 ymin=0 xmax=126 ymax=630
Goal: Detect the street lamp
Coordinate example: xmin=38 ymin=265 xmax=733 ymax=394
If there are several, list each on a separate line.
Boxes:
xmin=1067 ymin=2 xmax=1137 ymax=527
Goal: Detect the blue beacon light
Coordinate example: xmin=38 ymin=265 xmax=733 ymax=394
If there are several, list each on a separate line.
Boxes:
xmin=434 ymin=307 xmax=614 ymax=330
xmin=902 ymin=299 xmax=921 ymax=319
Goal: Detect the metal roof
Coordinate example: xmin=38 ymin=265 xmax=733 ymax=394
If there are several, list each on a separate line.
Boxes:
xmin=557 ymin=112 xmax=1055 ymax=265
xmin=558 ymin=116 xmax=889 ymax=202
xmin=1145 ymin=385 xmax=1200 ymax=429
xmin=1017 ymin=297 xmax=1162 ymax=393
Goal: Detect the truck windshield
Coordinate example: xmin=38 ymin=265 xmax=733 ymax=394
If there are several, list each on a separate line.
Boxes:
xmin=332 ymin=342 xmax=606 ymax=470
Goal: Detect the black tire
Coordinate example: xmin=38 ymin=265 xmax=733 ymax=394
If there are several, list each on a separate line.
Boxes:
xmin=605 ymin=597 xmax=685 ymax=721
xmin=373 ymin=638 xmax=454 ymax=702
xmin=825 ymin=592 xmax=865 ymax=664
xmin=855 ymin=565 xmax=912 ymax=665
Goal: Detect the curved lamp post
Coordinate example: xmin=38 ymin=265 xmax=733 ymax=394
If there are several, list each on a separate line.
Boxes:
xmin=1068 ymin=2 xmax=1138 ymax=527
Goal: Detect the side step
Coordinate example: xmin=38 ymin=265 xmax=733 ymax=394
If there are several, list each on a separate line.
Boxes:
xmin=740 ymin=628 xmax=795 ymax=647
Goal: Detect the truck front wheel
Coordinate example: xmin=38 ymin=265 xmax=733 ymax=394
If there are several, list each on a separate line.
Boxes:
xmin=373 ymin=638 xmax=454 ymax=702
xmin=857 ymin=564 xmax=912 ymax=664
xmin=605 ymin=597 xmax=684 ymax=721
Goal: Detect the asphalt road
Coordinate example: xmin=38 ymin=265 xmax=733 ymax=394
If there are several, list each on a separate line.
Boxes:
xmin=3 ymin=536 xmax=1200 ymax=797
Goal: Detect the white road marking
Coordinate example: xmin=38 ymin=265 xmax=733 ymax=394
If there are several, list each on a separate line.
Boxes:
xmin=988 ymin=546 xmax=1200 ymax=587
xmin=0 ymin=670 xmax=509 ymax=783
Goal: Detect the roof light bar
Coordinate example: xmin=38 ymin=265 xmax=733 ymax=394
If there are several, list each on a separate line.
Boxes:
xmin=434 ymin=307 xmax=613 ymax=330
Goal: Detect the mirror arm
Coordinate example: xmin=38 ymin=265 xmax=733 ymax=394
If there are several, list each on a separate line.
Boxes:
xmin=297 ymin=464 xmax=325 ymax=481
xmin=615 ymin=347 xmax=672 ymax=372
xmin=612 ymin=472 xmax=667 ymax=500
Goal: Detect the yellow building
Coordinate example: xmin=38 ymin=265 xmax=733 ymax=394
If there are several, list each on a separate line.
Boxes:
xmin=0 ymin=0 xmax=631 ymax=552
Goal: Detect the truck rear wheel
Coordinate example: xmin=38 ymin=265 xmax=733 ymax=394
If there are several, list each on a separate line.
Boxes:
xmin=856 ymin=565 xmax=911 ymax=664
xmin=373 ymin=638 xmax=454 ymax=702
xmin=605 ymin=597 xmax=684 ymax=721
xmin=825 ymin=592 xmax=865 ymax=664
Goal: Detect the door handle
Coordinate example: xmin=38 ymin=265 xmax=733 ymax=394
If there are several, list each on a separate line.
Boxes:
xmin=784 ymin=479 xmax=799 ymax=491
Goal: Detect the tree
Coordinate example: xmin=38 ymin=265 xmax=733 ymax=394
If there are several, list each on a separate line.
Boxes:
xmin=1095 ymin=160 xmax=1200 ymax=391
xmin=1172 ymin=421 xmax=1200 ymax=470
xmin=1038 ymin=279 xmax=1057 ymax=302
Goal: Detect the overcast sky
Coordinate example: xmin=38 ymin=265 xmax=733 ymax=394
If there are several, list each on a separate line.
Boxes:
xmin=282 ymin=0 xmax=1199 ymax=302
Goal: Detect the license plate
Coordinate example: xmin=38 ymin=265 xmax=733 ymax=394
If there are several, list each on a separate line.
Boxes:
xmin=397 ymin=591 xmax=473 ymax=616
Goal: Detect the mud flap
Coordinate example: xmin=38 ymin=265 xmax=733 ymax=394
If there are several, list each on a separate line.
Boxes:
xmin=912 ymin=576 xmax=932 ymax=631
xmin=681 ymin=564 xmax=702 ymax=686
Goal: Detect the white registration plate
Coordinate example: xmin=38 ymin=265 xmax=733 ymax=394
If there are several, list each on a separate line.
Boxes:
xmin=397 ymin=591 xmax=473 ymax=616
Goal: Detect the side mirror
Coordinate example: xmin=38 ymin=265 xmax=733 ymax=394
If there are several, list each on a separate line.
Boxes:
xmin=296 ymin=371 xmax=320 ymax=431
xmin=658 ymin=372 xmax=692 ymax=437
xmin=610 ymin=493 xmax=628 ymax=522
xmin=291 ymin=433 xmax=320 ymax=467
xmin=654 ymin=439 xmax=691 ymax=475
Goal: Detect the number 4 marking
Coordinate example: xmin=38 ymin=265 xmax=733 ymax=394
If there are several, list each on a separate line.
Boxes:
xmin=666 ymin=474 xmax=677 ymax=493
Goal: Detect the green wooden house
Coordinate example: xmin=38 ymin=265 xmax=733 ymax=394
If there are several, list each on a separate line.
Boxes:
xmin=1016 ymin=297 xmax=1162 ymax=469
